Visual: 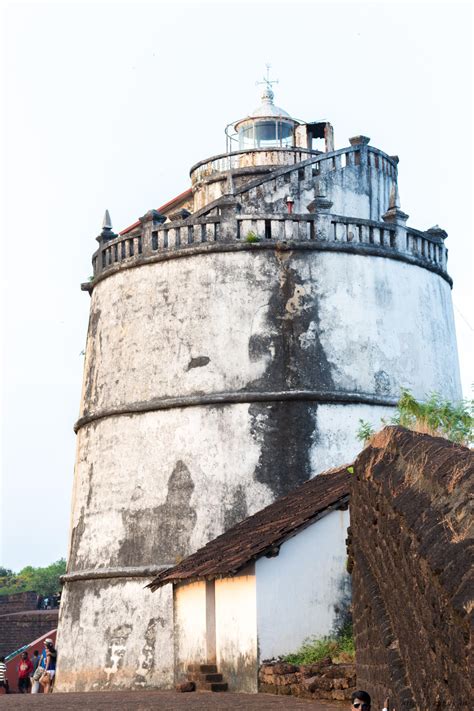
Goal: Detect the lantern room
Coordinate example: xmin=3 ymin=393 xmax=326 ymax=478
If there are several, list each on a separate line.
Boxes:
xmin=232 ymin=85 xmax=297 ymax=150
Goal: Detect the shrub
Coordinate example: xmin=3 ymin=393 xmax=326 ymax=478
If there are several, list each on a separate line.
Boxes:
xmin=245 ymin=231 xmax=261 ymax=243
xmin=357 ymin=390 xmax=473 ymax=446
xmin=283 ymin=623 xmax=354 ymax=664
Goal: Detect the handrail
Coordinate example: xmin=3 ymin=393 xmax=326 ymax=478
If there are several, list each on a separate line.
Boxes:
xmin=190 ymin=143 xmax=399 ymax=182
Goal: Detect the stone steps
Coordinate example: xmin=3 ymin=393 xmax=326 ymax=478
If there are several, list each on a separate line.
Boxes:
xmin=188 ymin=672 xmax=224 ymax=683
xmin=186 ymin=663 xmax=228 ymax=692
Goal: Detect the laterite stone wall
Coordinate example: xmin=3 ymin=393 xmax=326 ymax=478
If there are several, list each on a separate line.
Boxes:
xmin=0 ymin=610 xmax=58 ymax=657
xmin=349 ymin=427 xmax=472 ymax=711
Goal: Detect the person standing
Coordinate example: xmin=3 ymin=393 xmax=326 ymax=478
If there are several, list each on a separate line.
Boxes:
xmin=17 ymin=652 xmax=33 ymax=693
xmin=39 ymin=639 xmax=57 ymax=694
xmin=0 ymin=656 xmax=9 ymax=694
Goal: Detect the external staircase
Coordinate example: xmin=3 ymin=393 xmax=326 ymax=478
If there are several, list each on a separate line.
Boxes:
xmin=187 ymin=663 xmax=228 ymax=692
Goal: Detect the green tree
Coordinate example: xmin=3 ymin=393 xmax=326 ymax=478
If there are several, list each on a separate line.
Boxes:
xmin=0 ymin=559 xmax=66 ymax=597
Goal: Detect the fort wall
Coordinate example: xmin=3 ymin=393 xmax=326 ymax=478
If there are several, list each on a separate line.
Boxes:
xmin=349 ymin=427 xmax=472 ymax=711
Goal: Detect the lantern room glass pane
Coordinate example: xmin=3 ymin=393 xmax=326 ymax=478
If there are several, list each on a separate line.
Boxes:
xmin=238 ymin=125 xmax=256 ymax=149
xmin=238 ymin=120 xmax=294 ymax=149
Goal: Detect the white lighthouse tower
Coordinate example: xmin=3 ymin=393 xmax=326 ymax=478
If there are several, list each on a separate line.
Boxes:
xmin=56 ymin=79 xmax=461 ymax=691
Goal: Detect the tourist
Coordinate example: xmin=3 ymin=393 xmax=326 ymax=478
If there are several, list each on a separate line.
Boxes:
xmin=38 ymin=638 xmax=57 ymax=693
xmin=31 ymin=649 xmax=40 ymax=672
xmin=351 ymin=690 xmax=372 ymax=710
xmin=0 ymin=655 xmax=9 ymax=694
xmin=350 ymin=691 xmax=395 ymax=711
xmin=17 ymin=651 xmax=33 ymax=693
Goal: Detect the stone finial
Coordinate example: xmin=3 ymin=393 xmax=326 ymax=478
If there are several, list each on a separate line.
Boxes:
xmin=140 ymin=209 xmax=166 ymax=225
xmin=389 ymin=182 xmax=401 ymax=210
xmin=426 ymin=225 xmax=448 ymax=241
xmin=99 ymin=209 xmax=117 ymax=241
xmin=382 ymin=183 xmax=409 ymax=224
xmin=349 ymin=135 xmax=370 ymax=147
xmin=102 ymin=209 xmax=112 ymax=231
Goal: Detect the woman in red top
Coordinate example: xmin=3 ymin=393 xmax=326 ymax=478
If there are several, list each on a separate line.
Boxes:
xmin=18 ymin=652 xmax=33 ymax=693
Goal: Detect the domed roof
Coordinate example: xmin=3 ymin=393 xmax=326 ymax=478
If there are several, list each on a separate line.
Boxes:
xmin=234 ymin=86 xmax=294 ymax=131
xmin=249 ymin=86 xmax=292 ymax=119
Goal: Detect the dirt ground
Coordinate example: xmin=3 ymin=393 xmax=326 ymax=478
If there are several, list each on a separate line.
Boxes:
xmin=0 ymin=690 xmax=348 ymax=710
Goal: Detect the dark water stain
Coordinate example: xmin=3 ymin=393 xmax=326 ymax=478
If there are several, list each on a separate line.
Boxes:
xmin=331 ymin=570 xmax=353 ymax=636
xmin=223 ymin=484 xmax=248 ymax=530
xmin=247 ymin=253 xmax=334 ymax=497
xmin=249 ymin=401 xmax=317 ymax=498
xmin=187 ymin=356 xmax=210 ymax=370
xmin=117 ymin=461 xmax=197 ymax=566
xmin=374 ymin=369 xmax=391 ymax=395
xmin=248 ymin=255 xmax=334 ymax=392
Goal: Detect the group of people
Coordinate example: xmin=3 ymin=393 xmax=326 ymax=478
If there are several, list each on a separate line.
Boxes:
xmin=0 ymin=638 xmax=57 ymax=694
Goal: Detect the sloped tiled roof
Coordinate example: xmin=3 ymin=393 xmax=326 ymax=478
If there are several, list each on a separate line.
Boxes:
xmin=119 ymin=188 xmax=193 ymax=235
xmin=148 ymin=466 xmax=350 ymax=591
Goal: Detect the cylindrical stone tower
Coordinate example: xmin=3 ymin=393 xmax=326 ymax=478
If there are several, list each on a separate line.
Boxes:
xmin=56 ymin=87 xmax=461 ymax=691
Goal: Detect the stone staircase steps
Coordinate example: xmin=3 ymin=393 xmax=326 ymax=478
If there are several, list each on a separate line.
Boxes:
xmin=186 ymin=663 xmax=228 ymax=692
xmin=199 ymin=681 xmax=228 ymax=692
xmin=187 ymin=663 xmax=217 ymax=674
xmin=188 ymin=672 xmax=223 ymax=683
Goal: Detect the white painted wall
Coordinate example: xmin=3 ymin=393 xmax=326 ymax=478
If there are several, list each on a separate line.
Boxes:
xmin=174 ymin=581 xmax=207 ymax=678
xmin=256 ymin=509 xmax=350 ymax=660
xmin=215 ymin=565 xmax=258 ymax=692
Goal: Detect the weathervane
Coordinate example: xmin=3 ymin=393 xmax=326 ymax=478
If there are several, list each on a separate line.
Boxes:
xmin=256 ymin=63 xmax=278 ymax=102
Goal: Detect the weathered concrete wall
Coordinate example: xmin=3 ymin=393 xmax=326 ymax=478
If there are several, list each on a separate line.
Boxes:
xmin=80 ymin=251 xmax=460 ymax=417
xmin=191 ymin=145 xmax=396 ymax=219
xmin=349 ymin=427 xmax=472 ymax=711
xmin=215 ymin=566 xmax=257 ymax=693
xmin=256 ymin=508 xmax=350 ymax=660
xmin=58 ymin=239 xmax=461 ymax=690
xmin=56 ymin=579 xmax=173 ymax=691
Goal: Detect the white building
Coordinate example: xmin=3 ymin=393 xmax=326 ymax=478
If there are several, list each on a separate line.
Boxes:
xmin=149 ymin=466 xmax=350 ymax=692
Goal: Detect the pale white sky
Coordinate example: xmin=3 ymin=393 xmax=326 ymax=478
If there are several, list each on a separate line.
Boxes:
xmin=1 ymin=0 xmax=472 ymax=570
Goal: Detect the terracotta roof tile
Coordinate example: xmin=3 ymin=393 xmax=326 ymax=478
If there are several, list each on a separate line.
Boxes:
xmin=148 ymin=466 xmax=350 ymax=591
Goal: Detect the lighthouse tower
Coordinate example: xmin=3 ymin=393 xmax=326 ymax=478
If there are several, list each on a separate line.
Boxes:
xmin=56 ymin=80 xmax=461 ymax=690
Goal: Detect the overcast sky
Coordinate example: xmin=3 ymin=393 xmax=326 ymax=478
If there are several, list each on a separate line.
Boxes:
xmin=1 ymin=0 xmax=472 ymax=571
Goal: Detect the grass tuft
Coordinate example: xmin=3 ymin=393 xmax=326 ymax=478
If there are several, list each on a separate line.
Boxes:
xmin=283 ymin=623 xmax=355 ymax=664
